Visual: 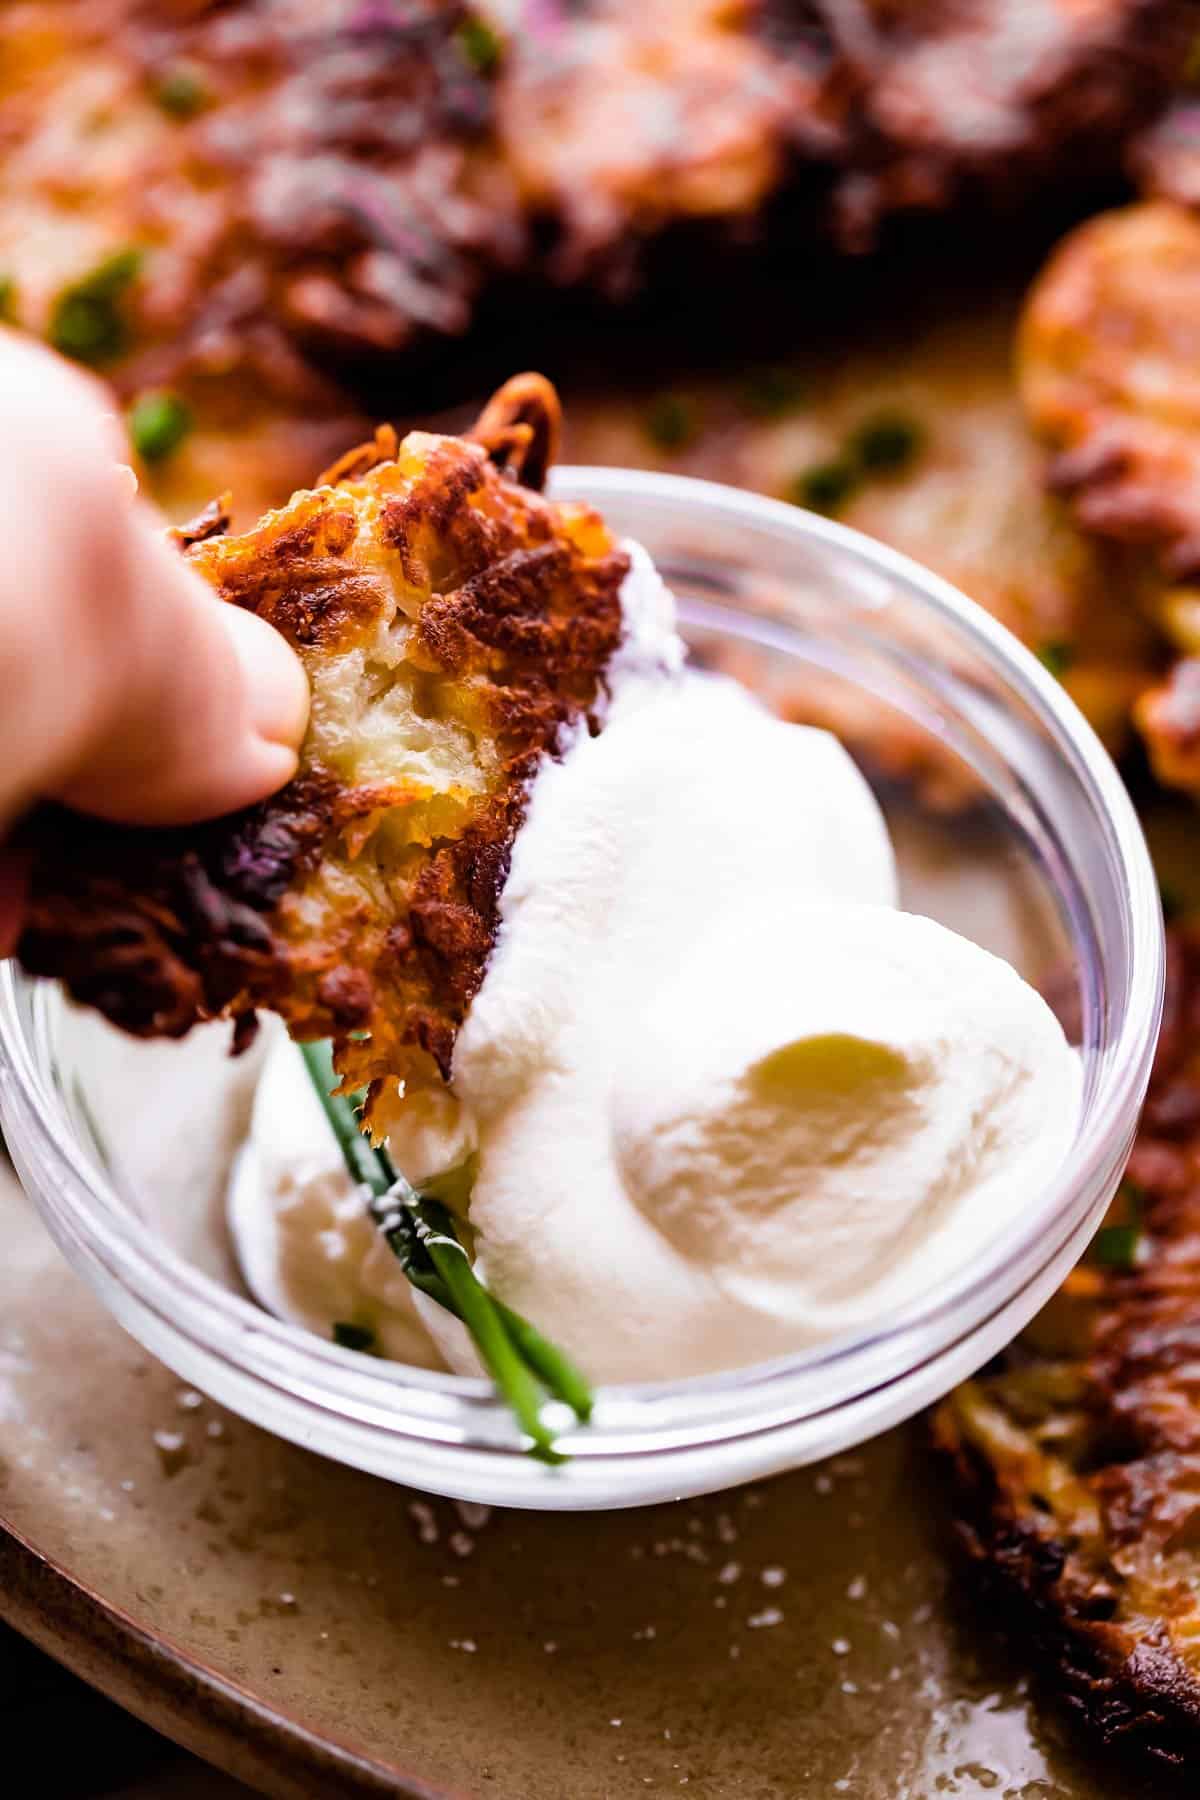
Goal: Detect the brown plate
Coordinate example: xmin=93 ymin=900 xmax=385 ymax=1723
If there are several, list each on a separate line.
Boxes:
xmin=0 ymin=1164 xmax=1178 ymax=1800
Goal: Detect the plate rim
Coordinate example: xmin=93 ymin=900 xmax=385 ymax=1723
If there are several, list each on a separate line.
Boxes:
xmin=0 ymin=1513 xmax=462 ymax=1800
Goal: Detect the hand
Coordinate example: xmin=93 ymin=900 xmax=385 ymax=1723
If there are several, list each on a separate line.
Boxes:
xmin=0 ymin=332 xmax=309 ymax=948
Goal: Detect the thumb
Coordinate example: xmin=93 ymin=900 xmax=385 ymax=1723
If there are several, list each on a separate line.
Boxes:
xmin=0 ymin=333 xmax=308 ymax=828
xmin=50 ymin=500 xmax=310 ymax=825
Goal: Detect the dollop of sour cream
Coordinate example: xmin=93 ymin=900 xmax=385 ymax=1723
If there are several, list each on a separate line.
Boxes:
xmin=238 ymin=542 xmax=1081 ymax=1381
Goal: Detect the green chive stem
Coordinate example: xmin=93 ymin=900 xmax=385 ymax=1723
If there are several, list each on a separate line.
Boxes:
xmin=299 ymin=1040 xmax=388 ymax=1194
xmin=489 ymin=1298 xmax=593 ymax=1422
xmin=417 ymin=1217 xmax=560 ymax=1460
xmin=298 ymin=1039 xmax=590 ymax=1455
xmin=368 ymin=1195 xmax=456 ymax=1311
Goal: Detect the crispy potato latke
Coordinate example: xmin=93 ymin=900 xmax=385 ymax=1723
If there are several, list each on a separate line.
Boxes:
xmin=17 ymin=375 xmax=628 ymax=1110
xmin=566 ymin=295 xmax=1165 ymax=800
xmin=1021 ymin=201 xmax=1200 ymax=577
xmin=1018 ymin=199 xmax=1200 ymax=790
xmin=933 ymin=924 xmax=1200 ymax=1767
xmin=0 ymin=0 xmax=1185 ymax=400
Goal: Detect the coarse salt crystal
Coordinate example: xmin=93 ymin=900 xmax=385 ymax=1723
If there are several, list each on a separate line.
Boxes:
xmin=408 ymin=1501 xmax=438 ymax=1545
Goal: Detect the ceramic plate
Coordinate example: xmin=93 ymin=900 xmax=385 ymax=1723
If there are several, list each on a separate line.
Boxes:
xmin=0 ymin=1163 xmax=1173 ymax=1799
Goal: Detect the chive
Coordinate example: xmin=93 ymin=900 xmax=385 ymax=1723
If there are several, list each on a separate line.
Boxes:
xmin=332 ymin=1321 xmax=375 ymax=1352
xmin=1159 ymin=882 xmax=1184 ymax=922
xmin=851 ymin=412 xmax=925 ymax=474
xmin=491 ymin=1296 xmax=594 ymax=1422
xmin=128 ymin=391 xmax=192 ymax=463
xmin=456 ymin=17 xmax=502 ymax=75
xmin=413 ymin=1199 xmax=560 ymax=1460
xmin=1090 ymin=1178 xmax=1146 ymax=1270
xmin=1036 ymin=640 xmax=1074 ymax=680
xmin=790 ymin=460 xmax=858 ymax=514
xmin=740 ymin=365 xmax=806 ymax=419
xmin=298 ymin=1039 xmax=593 ymax=1453
xmin=1091 ymin=1224 xmax=1141 ymax=1269
xmin=1116 ymin=1177 xmax=1146 ymax=1217
xmin=368 ymin=1185 xmax=457 ymax=1311
xmin=298 ymin=1040 xmax=389 ymax=1194
xmin=373 ymin=1184 xmax=591 ymax=1422
xmin=48 ymin=248 xmax=142 ymax=365
xmin=153 ymin=65 xmax=208 ymax=119
xmin=645 ymin=393 xmax=698 ymax=452
xmin=0 ymin=275 xmax=17 ymax=323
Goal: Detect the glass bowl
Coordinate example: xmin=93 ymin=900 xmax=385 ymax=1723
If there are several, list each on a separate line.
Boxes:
xmin=0 ymin=469 xmax=1164 ymax=1510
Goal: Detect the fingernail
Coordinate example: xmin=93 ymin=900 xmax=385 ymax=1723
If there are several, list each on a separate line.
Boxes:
xmin=219 ymin=605 xmax=310 ymax=751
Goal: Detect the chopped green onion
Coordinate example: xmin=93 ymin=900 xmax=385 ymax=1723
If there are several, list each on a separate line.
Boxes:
xmin=332 ymin=1321 xmax=376 ymax=1352
xmin=1159 ymin=881 xmax=1185 ymax=923
xmin=1091 ymin=1177 xmax=1146 ymax=1269
xmin=153 ymin=64 xmax=208 ymax=118
xmin=790 ymin=460 xmax=858 ymax=515
xmin=1116 ymin=1177 xmax=1146 ymax=1217
xmin=456 ymin=17 xmax=503 ymax=75
xmin=645 ymin=393 xmax=698 ymax=452
xmin=740 ymin=365 xmax=806 ymax=419
xmin=851 ymin=412 xmax=925 ymax=474
xmin=48 ymin=248 xmax=142 ymax=365
xmin=1091 ymin=1224 xmax=1142 ymax=1270
xmin=1036 ymin=640 xmax=1075 ymax=681
xmin=128 ymin=391 xmax=192 ymax=464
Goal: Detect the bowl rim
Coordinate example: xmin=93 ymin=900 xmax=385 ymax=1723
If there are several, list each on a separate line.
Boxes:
xmin=0 ymin=468 xmax=1166 ymax=1496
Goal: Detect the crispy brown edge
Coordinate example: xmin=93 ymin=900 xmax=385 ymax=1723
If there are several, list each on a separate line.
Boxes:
xmin=929 ymin=1406 xmax=1200 ymax=1769
xmin=15 ymin=376 xmax=626 ymax=1081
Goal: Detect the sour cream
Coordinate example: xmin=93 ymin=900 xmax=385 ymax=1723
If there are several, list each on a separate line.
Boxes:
xmin=236 ymin=542 xmax=1080 ymax=1381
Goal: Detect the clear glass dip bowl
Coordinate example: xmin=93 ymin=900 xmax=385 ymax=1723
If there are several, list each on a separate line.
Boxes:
xmin=0 ymin=470 xmax=1164 ymax=1511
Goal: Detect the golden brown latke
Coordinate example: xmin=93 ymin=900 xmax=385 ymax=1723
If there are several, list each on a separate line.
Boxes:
xmin=16 ymin=376 xmax=628 ymax=1108
xmin=1 ymin=0 xmax=1186 ymax=554
xmin=1019 ymin=200 xmax=1200 ymax=789
xmin=493 ymin=0 xmax=1187 ymax=276
xmin=0 ymin=0 xmax=511 ymax=387
xmin=1020 ymin=202 xmax=1200 ymax=576
xmin=0 ymin=0 xmax=1185 ymax=413
xmin=933 ymin=924 xmax=1200 ymax=1768
xmin=565 ymin=296 xmax=1163 ymax=798
xmin=1129 ymin=95 xmax=1200 ymax=210
xmin=164 ymin=285 xmax=1166 ymax=807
